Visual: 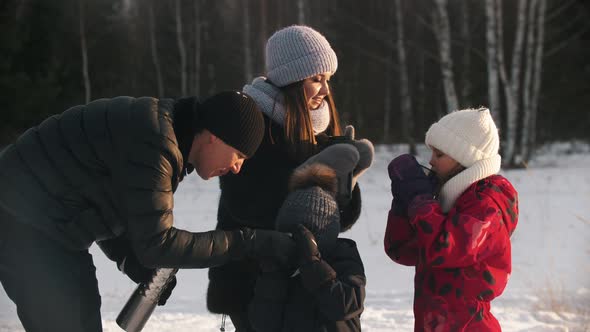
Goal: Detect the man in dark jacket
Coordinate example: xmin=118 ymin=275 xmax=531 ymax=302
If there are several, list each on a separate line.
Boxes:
xmin=0 ymin=91 xmax=295 ymax=332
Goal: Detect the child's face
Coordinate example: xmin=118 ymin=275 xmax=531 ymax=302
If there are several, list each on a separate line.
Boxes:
xmin=429 ymin=147 xmax=463 ymax=182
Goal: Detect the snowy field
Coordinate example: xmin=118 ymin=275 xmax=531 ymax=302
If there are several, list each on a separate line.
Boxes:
xmin=1 ymin=142 xmax=589 ymax=331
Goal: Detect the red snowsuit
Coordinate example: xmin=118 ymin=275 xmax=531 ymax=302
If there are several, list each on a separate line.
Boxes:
xmin=384 ymin=175 xmax=518 ymax=332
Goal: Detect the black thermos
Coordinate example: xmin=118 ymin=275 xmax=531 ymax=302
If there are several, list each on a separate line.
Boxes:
xmin=116 ymin=268 xmax=178 ymax=332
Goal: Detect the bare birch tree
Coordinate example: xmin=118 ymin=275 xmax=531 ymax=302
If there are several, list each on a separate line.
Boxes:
xmin=433 ymin=0 xmax=458 ymax=113
xmin=383 ymin=4 xmax=394 ymax=143
xmin=521 ymin=0 xmax=537 ymax=164
xmin=485 ymin=0 xmax=501 ymax=122
xmin=495 ymin=0 xmax=527 ymax=164
xmin=297 ymin=0 xmax=306 ymax=24
xmin=460 ymin=0 xmax=472 ymax=105
xmin=79 ymin=0 xmax=91 ymax=103
xmin=521 ymin=0 xmax=546 ymax=161
xmin=259 ymin=0 xmax=268 ymax=71
xmin=243 ymin=0 xmax=253 ymax=82
xmin=395 ymin=0 xmax=414 ymax=151
xmin=530 ymin=0 xmax=546 ymax=153
xmin=202 ymin=19 xmax=216 ymax=96
xmin=148 ymin=1 xmax=164 ymax=97
xmin=175 ymin=0 xmax=187 ymax=96
xmin=193 ymin=0 xmax=201 ymax=96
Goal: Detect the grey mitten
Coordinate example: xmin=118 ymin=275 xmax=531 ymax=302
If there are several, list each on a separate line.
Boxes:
xmin=344 ymin=125 xmax=375 ymax=189
xmin=298 ymin=143 xmax=360 ymax=200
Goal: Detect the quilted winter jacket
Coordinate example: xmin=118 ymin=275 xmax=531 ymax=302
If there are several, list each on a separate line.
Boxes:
xmin=0 ymin=97 xmax=234 ymax=268
xmin=384 ymin=175 xmax=518 ymax=332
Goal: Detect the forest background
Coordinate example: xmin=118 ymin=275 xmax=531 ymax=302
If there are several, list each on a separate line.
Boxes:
xmin=1 ymin=0 xmax=589 ymax=166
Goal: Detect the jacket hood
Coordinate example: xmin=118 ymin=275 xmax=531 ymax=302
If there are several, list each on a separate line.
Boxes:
xmin=477 ymin=175 xmax=519 ymax=236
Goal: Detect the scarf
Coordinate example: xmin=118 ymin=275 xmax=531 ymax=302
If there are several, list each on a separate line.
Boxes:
xmin=243 ymin=77 xmax=331 ymax=134
xmin=438 ymin=154 xmax=502 ymax=212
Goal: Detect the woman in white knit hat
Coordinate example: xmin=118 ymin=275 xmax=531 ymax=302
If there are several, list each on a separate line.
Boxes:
xmin=384 ymin=108 xmax=519 ymax=331
xmin=207 ymin=25 xmax=374 ymax=331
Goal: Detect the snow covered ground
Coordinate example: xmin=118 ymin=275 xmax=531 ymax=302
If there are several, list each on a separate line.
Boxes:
xmin=1 ymin=142 xmax=589 ymax=331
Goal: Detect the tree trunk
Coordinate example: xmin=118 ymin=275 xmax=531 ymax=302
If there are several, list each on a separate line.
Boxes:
xmin=485 ymin=0 xmax=501 ymax=122
xmin=395 ymin=0 xmax=414 ymax=151
xmin=416 ymin=18 xmax=426 ymax=138
xmin=243 ymin=0 xmax=253 ymax=82
xmin=383 ymin=3 xmax=393 ymax=143
xmin=530 ymin=0 xmax=546 ymax=158
xmin=460 ymin=0 xmax=471 ymax=105
xmin=175 ymin=0 xmax=187 ymax=96
xmin=202 ymin=20 xmax=216 ymax=96
xmin=507 ymin=0 xmax=529 ymax=163
xmin=297 ymin=0 xmax=306 ymax=24
xmin=193 ymin=0 xmax=201 ymax=96
xmin=148 ymin=1 xmax=164 ymax=97
xmin=79 ymin=0 xmax=91 ymax=103
xmin=433 ymin=0 xmax=458 ymax=113
xmin=522 ymin=0 xmax=536 ymax=163
xmin=259 ymin=0 xmax=268 ymax=72
xmin=496 ymin=0 xmax=527 ymax=165
xmin=276 ymin=0 xmax=283 ymax=30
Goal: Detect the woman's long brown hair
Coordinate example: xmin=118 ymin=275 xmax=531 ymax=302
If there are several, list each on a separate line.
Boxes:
xmin=279 ymin=80 xmax=342 ymax=161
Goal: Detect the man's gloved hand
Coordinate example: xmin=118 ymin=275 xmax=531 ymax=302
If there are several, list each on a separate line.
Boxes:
xmin=118 ymin=253 xmax=177 ymax=306
xmin=292 ymin=224 xmax=321 ymax=267
xmin=117 ymin=251 xmax=155 ymax=284
xmin=387 ymin=154 xmax=438 ymax=214
xmin=157 ymin=275 xmax=177 ymax=306
xmin=239 ymin=228 xmax=296 ymax=268
xmin=344 ymin=125 xmax=375 ymax=188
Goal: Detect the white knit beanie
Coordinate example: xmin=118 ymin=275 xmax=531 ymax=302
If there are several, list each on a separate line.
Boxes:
xmin=265 ymin=25 xmax=338 ymax=87
xmin=425 ymin=108 xmax=502 ymax=212
xmin=425 ymin=108 xmax=500 ymax=168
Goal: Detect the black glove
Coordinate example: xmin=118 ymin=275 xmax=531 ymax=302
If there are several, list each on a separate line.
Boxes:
xmin=157 ymin=275 xmax=177 ymax=306
xmin=239 ymin=228 xmax=296 ymax=268
xmin=292 ymin=224 xmax=321 ymax=267
xmin=118 ymin=252 xmax=156 ymax=284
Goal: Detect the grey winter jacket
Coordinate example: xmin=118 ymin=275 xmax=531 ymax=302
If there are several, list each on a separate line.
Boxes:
xmin=0 ymin=96 xmax=234 ymax=268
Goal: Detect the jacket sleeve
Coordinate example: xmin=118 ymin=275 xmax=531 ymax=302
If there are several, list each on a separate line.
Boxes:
xmin=112 ymin=100 xmax=239 ymax=269
xmin=407 ymin=193 xmax=508 ymax=269
xmin=248 ymin=272 xmax=289 ymax=332
xmin=384 ymin=208 xmax=419 ymax=266
xmin=121 ymin=148 xmax=240 ymax=268
xmin=300 ymin=245 xmax=366 ymax=321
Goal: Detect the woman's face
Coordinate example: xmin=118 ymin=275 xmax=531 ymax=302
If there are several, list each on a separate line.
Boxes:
xmin=429 ymin=147 xmax=463 ymax=182
xmin=302 ymin=72 xmax=332 ymax=110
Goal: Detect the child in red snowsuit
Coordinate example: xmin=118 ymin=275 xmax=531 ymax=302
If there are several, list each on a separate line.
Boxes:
xmin=384 ymin=108 xmax=518 ymax=331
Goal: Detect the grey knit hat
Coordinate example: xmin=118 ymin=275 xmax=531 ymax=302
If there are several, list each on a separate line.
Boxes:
xmin=276 ymin=186 xmax=341 ymax=251
xmin=266 ymin=25 xmax=338 ymax=87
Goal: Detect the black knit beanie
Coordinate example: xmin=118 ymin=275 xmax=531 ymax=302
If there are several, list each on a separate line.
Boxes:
xmin=199 ymin=91 xmax=265 ymax=157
